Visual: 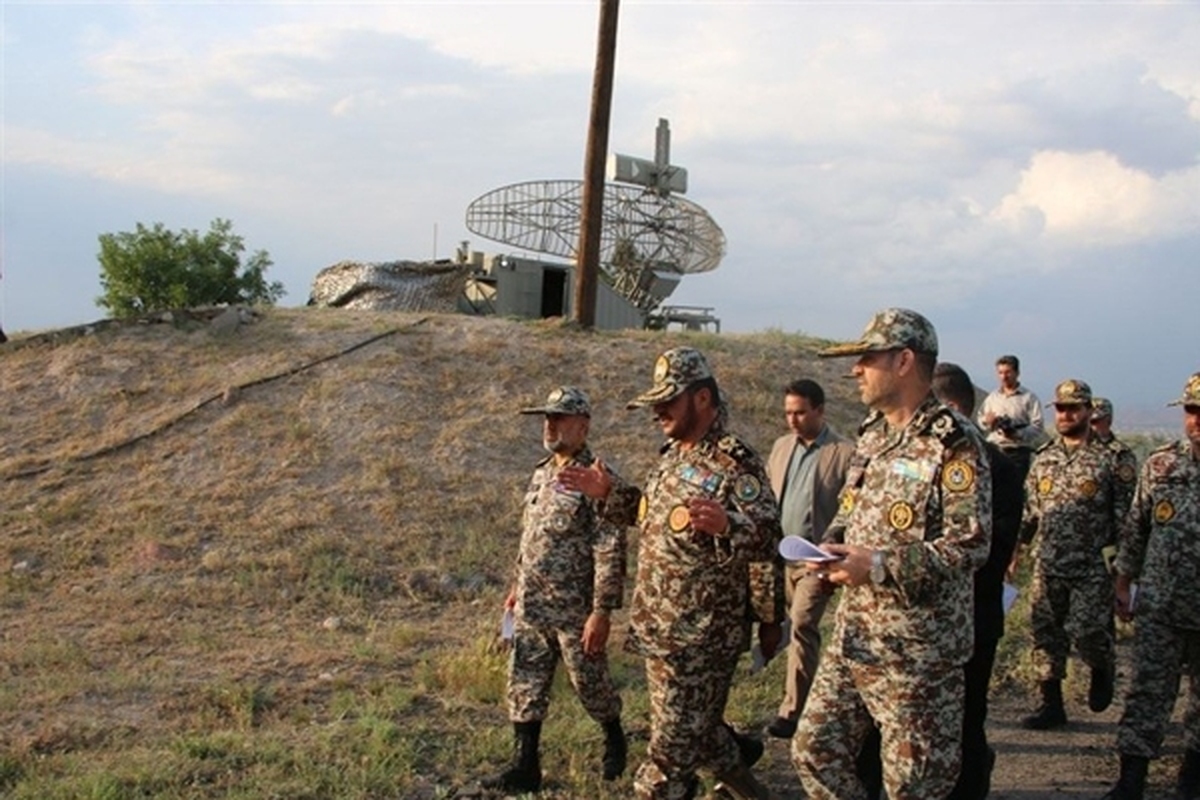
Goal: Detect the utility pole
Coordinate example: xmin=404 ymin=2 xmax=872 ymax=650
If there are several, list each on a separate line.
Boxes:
xmin=574 ymin=0 xmax=620 ymax=330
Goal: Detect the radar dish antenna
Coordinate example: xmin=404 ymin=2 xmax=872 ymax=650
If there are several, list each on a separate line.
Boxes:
xmin=464 ymin=120 xmax=725 ymax=313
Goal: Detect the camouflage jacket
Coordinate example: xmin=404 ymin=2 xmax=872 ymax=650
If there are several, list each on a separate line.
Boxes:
xmin=829 ymin=395 xmax=992 ymax=670
xmin=513 ymin=446 xmax=627 ymax=628
xmin=605 ymin=419 xmax=782 ymax=657
xmin=1095 ymin=432 xmax=1138 ymax=519
xmin=1116 ymin=440 xmax=1200 ymax=629
xmin=1021 ymin=437 xmax=1122 ymax=578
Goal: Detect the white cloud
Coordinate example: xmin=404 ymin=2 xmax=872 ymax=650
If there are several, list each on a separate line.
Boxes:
xmin=992 ymin=150 xmax=1200 ymax=245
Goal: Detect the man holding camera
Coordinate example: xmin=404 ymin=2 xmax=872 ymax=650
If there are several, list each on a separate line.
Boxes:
xmin=978 ymin=354 xmax=1044 ymax=480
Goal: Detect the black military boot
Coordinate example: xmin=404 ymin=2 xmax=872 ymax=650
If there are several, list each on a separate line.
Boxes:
xmin=1100 ymin=754 xmax=1149 ymax=800
xmin=1177 ymin=748 xmax=1200 ymax=800
xmin=482 ymin=720 xmax=542 ymax=793
xmin=1022 ymin=680 xmax=1068 ymax=730
xmin=1089 ymin=662 xmax=1115 ymax=713
xmin=722 ymin=722 xmax=764 ymax=768
xmin=601 ymin=717 xmax=627 ymax=781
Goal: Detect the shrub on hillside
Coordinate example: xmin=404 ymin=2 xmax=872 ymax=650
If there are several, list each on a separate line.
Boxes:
xmin=96 ymin=218 xmax=285 ymax=318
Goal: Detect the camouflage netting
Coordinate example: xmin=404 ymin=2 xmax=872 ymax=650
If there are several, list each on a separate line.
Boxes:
xmin=308 ymin=260 xmax=469 ymax=312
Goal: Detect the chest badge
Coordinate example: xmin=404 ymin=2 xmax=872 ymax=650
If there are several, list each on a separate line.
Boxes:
xmin=888 ymin=500 xmax=915 ymax=531
xmin=734 ymin=474 xmax=762 ymax=502
xmin=943 ymin=460 xmax=976 ymax=493
xmin=1154 ymin=499 xmax=1175 ymax=524
xmin=1080 ymin=479 xmax=1098 ymax=499
xmin=1117 ymin=463 xmax=1136 ymax=484
xmin=668 ymin=505 xmax=691 ymax=532
xmin=1038 ymin=476 xmax=1053 ymax=495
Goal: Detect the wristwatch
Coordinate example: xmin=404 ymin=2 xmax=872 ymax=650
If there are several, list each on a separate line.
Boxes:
xmin=869 ymin=550 xmax=888 ymax=585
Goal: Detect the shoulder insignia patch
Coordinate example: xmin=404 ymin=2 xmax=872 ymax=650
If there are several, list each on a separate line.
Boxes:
xmin=1154 ymin=499 xmax=1175 ymax=524
xmin=839 ymin=489 xmax=857 ymax=516
xmin=733 ymin=474 xmax=762 ymax=502
xmin=1080 ymin=479 xmax=1098 ymax=499
xmin=637 ymin=495 xmax=648 ymax=523
xmin=888 ymin=500 xmax=915 ymax=531
xmin=1038 ymin=476 xmax=1053 ymax=495
xmin=1117 ymin=463 xmax=1136 ymax=484
xmin=942 ymin=460 xmax=976 ymax=493
xmin=668 ymin=504 xmax=691 ymax=532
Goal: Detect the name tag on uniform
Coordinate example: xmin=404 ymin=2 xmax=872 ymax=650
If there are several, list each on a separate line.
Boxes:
xmin=891 ymin=459 xmax=933 ymax=482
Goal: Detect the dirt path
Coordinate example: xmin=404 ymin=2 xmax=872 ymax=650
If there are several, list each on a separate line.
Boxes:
xmin=750 ymin=640 xmax=1189 ymax=799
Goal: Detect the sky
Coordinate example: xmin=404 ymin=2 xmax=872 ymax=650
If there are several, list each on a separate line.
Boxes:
xmin=2 ymin=1 xmax=1198 ymax=426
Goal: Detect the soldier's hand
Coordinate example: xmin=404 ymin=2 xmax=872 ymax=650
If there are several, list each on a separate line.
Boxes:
xmin=685 ymin=497 xmax=729 ymax=536
xmin=581 ymin=612 xmax=611 ymax=657
xmin=813 ymin=543 xmax=870 ymax=587
xmin=558 ymin=460 xmax=612 ymax=500
xmin=1114 ymin=574 xmax=1134 ymax=623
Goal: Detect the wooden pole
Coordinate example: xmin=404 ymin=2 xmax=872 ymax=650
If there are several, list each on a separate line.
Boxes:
xmin=574 ymin=0 xmax=620 ymax=329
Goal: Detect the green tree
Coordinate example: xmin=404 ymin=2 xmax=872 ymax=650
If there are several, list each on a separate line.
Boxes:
xmin=96 ymin=218 xmax=285 ymax=318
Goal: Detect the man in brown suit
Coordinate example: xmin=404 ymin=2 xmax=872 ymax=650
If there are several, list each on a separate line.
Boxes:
xmin=765 ymin=378 xmax=855 ymax=738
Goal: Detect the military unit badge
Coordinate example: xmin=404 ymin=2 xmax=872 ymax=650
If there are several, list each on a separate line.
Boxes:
xmin=637 ymin=495 xmax=648 ymax=523
xmin=734 ymin=474 xmax=761 ymax=502
xmin=1080 ymin=479 xmax=1098 ymax=499
xmin=888 ymin=500 xmax=915 ymax=531
xmin=1117 ymin=464 xmax=1136 ymax=484
xmin=942 ymin=460 xmax=975 ymax=493
xmin=668 ymin=505 xmax=691 ymax=532
xmin=1154 ymin=499 xmax=1175 ymax=524
xmin=1038 ymin=476 xmax=1053 ymax=495
xmin=839 ymin=490 xmax=856 ymax=515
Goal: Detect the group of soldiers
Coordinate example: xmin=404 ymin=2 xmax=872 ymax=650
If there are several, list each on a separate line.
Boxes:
xmin=476 ymin=306 xmax=1200 ymax=800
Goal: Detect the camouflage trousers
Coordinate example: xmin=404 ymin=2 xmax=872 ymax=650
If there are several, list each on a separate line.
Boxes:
xmin=1029 ymin=570 xmax=1115 ymax=680
xmin=507 ymin=619 xmax=621 ymax=724
xmin=793 ymin=654 xmax=964 ymax=800
xmin=634 ymin=641 xmax=742 ymax=800
xmin=777 ymin=567 xmax=836 ymax=721
xmin=1116 ymin=618 xmax=1200 ymax=758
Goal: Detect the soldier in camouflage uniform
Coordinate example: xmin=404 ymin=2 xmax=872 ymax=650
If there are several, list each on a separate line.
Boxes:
xmin=1101 ymin=373 xmax=1200 ymax=800
xmin=1016 ymin=379 xmax=1126 ymax=730
xmin=791 ymin=308 xmax=993 ymax=800
xmin=481 ymin=386 xmax=628 ymax=794
xmin=1092 ymin=397 xmax=1139 ymax=519
xmin=559 ymin=347 xmax=782 ymax=800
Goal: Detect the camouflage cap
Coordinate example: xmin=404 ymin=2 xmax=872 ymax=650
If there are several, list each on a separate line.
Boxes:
xmin=519 ymin=386 xmax=591 ymax=417
xmin=627 ymin=347 xmax=713 ymax=409
xmin=1167 ymin=372 xmax=1200 ymax=407
xmin=1049 ymin=379 xmax=1092 ymax=407
xmin=1091 ymin=397 xmax=1114 ymax=420
xmin=818 ymin=307 xmax=938 ymax=358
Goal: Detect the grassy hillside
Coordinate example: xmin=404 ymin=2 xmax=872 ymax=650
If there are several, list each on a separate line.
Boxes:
xmin=2 ymin=309 xmax=866 ymax=799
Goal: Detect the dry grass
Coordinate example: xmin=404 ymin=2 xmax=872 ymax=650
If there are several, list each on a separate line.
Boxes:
xmin=1 ymin=308 xmax=862 ymax=798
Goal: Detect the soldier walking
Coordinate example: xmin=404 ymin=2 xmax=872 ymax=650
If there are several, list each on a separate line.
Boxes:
xmin=1101 ymin=374 xmax=1200 ymax=800
xmin=560 ymin=347 xmax=782 ymax=800
xmin=481 ymin=386 xmax=628 ymax=794
xmin=792 ymin=308 xmax=993 ymax=800
xmin=1016 ymin=379 xmax=1126 ymax=730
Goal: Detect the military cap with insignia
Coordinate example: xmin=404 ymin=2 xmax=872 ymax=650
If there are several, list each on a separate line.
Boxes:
xmin=520 ymin=386 xmax=591 ymax=416
xmin=1168 ymin=372 xmax=1200 ymax=407
xmin=1048 ymin=379 xmax=1092 ymax=407
xmin=1091 ymin=397 xmax=1114 ymax=420
xmin=627 ymin=347 xmax=714 ymax=409
xmin=817 ymin=307 xmax=939 ymax=358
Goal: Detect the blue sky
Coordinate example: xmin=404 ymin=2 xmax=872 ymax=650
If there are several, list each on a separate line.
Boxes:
xmin=2 ymin=1 xmax=1198 ymax=425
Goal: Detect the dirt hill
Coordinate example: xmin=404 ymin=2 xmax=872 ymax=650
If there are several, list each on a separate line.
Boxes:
xmin=0 ymin=309 xmax=1182 ymax=798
